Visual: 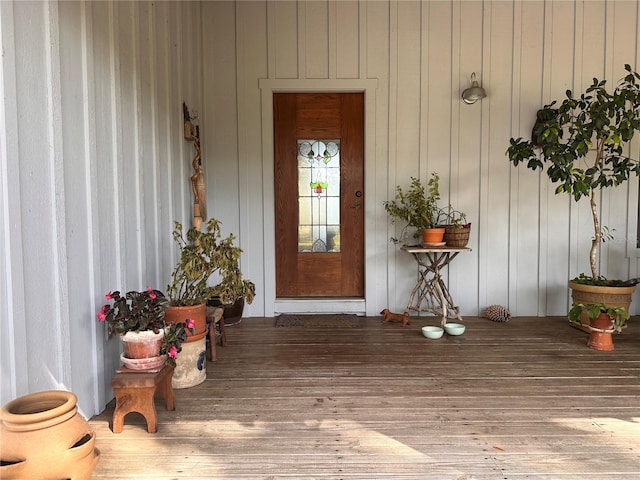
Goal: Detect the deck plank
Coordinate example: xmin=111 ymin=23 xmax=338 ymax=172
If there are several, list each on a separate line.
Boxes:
xmin=90 ymin=316 xmax=640 ymax=479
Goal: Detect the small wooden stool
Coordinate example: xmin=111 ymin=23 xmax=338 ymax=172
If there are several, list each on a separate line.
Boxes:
xmin=110 ymin=364 xmax=174 ymax=433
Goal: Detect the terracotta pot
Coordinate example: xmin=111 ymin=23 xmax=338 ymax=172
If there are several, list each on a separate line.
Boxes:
xmin=587 ymin=312 xmax=615 ymax=351
xmin=0 ymin=390 xmax=100 ymax=480
xmin=568 ymin=280 xmax=635 ymax=332
xmin=120 ymin=329 xmax=164 ymax=359
xmin=164 ymin=304 xmax=207 ymax=342
xmin=421 ymin=227 xmax=446 ymax=246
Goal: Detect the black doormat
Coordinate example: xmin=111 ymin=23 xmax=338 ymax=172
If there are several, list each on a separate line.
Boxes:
xmin=275 ymin=314 xmax=364 ymax=328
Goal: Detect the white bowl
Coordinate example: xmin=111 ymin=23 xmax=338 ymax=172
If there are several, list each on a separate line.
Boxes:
xmin=422 ymin=326 xmax=444 ymax=339
xmin=444 ymin=323 xmax=465 ymax=335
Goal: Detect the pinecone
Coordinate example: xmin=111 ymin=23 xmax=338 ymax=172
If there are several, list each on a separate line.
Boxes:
xmin=483 ymin=304 xmax=511 ymax=322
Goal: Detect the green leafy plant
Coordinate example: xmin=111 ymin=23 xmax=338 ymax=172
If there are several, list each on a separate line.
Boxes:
xmin=568 ymin=302 xmax=630 ymax=333
xmin=384 ymin=173 xmax=450 ymax=243
xmin=97 ymin=288 xmax=169 ymax=335
xmin=507 ymin=64 xmax=640 ymax=283
xmin=167 ymin=218 xmax=256 ymax=306
xmin=96 ymin=288 xmax=194 ymax=367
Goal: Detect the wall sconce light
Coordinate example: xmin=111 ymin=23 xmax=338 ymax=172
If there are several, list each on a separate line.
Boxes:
xmin=461 ymin=72 xmax=487 ymax=104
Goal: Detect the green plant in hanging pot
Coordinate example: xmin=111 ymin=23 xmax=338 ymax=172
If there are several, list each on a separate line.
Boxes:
xmin=507 ymin=64 xmax=640 ymax=324
xmin=384 ymin=172 xmax=448 ymax=245
xmin=166 ymin=218 xmax=255 ymax=335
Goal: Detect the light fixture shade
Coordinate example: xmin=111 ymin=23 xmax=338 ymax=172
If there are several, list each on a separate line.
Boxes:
xmin=461 ymin=72 xmax=487 ymax=104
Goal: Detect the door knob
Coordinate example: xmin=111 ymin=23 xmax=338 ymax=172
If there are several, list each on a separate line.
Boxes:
xmin=355 ymin=191 xmax=362 ymax=197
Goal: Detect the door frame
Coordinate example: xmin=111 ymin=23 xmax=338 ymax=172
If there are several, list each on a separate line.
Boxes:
xmin=259 ymin=79 xmax=378 ymax=316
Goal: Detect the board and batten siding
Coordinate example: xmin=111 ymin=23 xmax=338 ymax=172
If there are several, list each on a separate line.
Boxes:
xmin=0 ymin=0 xmax=202 ymax=416
xmin=1 ymin=0 xmax=639 ymax=417
xmin=206 ymin=0 xmax=640 ymax=319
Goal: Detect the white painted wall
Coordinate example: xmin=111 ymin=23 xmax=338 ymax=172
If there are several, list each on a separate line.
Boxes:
xmin=205 ymin=0 xmax=640 ymax=320
xmin=1 ymin=0 xmax=202 ymax=416
xmin=1 ymin=0 xmax=639 ymax=416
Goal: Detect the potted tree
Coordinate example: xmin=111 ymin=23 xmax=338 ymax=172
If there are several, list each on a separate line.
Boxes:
xmin=384 ymin=172 xmax=449 ymax=245
xmin=507 ymin=64 xmax=640 ymax=327
xmin=96 ymin=287 xmax=193 ymax=369
xmin=166 ymin=218 xmax=255 ymax=335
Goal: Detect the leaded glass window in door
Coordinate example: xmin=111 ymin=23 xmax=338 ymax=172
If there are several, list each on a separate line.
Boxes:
xmin=297 ymin=139 xmax=340 ymax=252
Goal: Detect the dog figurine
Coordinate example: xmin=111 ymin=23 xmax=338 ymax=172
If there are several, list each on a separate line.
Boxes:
xmin=380 ymin=308 xmax=411 ymax=326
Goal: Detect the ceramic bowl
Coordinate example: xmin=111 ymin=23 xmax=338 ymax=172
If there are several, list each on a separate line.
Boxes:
xmin=444 ymin=323 xmax=465 ymax=336
xmin=422 ymin=326 xmax=444 ymax=339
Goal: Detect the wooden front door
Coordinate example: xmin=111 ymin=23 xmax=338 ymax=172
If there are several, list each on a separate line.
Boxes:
xmin=274 ymin=93 xmax=364 ymax=297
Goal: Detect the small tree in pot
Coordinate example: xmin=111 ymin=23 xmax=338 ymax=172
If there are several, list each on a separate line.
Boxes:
xmin=166 ymin=218 xmax=255 ymax=336
xmin=507 ymin=64 xmax=640 ymax=324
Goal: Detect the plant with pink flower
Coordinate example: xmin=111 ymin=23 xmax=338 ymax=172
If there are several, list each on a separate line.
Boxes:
xmin=96 ymin=287 xmax=195 ymax=367
xmin=97 ymin=288 xmax=169 ymax=335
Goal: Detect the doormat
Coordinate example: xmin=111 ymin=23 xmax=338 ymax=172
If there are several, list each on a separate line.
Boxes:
xmin=275 ymin=314 xmax=364 ymax=328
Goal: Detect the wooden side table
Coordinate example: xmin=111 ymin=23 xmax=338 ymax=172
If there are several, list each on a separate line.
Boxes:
xmin=401 ymin=245 xmax=471 ymax=326
xmin=110 ymin=364 xmax=174 ymax=433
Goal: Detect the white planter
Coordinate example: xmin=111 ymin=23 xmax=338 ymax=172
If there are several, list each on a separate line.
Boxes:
xmin=172 ymin=336 xmax=206 ymax=389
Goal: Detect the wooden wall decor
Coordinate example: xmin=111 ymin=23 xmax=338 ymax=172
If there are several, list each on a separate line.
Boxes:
xmin=183 ymin=102 xmax=206 ymax=230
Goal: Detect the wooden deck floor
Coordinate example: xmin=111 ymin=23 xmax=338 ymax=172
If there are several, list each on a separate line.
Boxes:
xmin=90 ymin=316 xmax=640 ymax=479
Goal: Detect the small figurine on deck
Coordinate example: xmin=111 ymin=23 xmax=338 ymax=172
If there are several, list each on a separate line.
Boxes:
xmin=380 ymin=309 xmax=411 ymax=326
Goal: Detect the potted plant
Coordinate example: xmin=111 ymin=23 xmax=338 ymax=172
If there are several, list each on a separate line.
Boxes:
xmin=507 ymin=64 xmax=640 ymax=325
xmin=165 ymin=218 xmax=255 ymax=334
xmin=568 ymin=302 xmax=630 ymax=351
xmin=384 ymin=172 xmax=448 ymax=245
xmin=440 ymin=206 xmax=471 ymax=248
xmin=96 ymin=287 xmax=193 ymax=368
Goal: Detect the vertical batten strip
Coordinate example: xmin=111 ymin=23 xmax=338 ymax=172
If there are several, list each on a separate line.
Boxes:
xmin=568 ymin=0 xmax=585 ymax=290
xmin=78 ymin=0 xmax=103 ymax=414
xmin=146 ymin=2 xmax=161 ymax=286
xmin=538 ymin=0 xmax=553 ymax=316
xmin=44 ymin=0 xmax=72 ymax=388
xmin=108 ymin=2 xmax=123 ymax=287
xmin=386 ymin=0 xmax=399 ymax=309
xmin=508 ymin=0 xmax=523 ymax=315
xmin=131 ymin=2 xmax=143 ymax=286
xmin=477 ymin=0 xmax=491 ymax=310
xmin=630 ymin=3 xmax=640 ymax=271
xmin=328 ymin=0 xmax=337 ymax=79
xmin=0 ymin=0 xmax=27 ymax=401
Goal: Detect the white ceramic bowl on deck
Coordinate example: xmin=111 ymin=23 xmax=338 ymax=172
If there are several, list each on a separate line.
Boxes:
xmin=443 ymin=323 xmax=465 ymax=335
xmin=421 ymin=326 xmax=444 ymax=339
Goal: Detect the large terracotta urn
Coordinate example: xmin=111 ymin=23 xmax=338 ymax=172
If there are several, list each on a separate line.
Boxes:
xmin=0 ymin=390 xmax=100 ymax=480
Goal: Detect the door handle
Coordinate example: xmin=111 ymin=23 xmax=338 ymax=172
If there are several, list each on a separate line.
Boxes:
xmin=355 ymin=191 xmax=362 ymax=197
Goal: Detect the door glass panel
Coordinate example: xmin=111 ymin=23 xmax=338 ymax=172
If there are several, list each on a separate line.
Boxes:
xmin=297 ymin=139 xmax=341 ymax=252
